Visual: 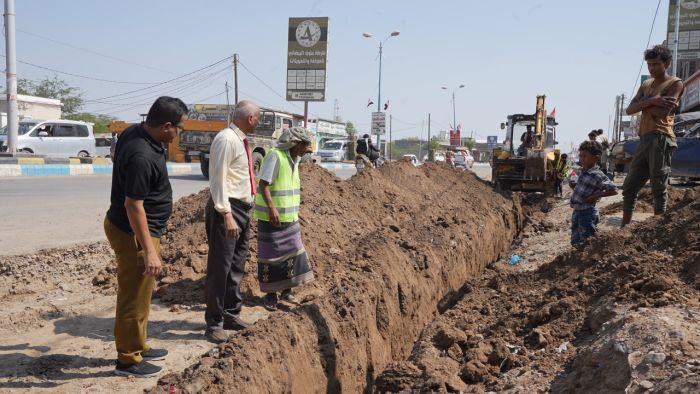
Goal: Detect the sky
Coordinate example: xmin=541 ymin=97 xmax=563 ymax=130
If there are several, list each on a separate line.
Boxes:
xmin=5 ymin=0 xmax=672 ymax=152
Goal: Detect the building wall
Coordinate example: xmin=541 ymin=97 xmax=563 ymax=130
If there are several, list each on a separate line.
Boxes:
xmin=0 ymin=96 xmax=63 ymax=126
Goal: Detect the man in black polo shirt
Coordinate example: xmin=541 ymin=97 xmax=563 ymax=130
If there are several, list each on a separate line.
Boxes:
xmin=104 ymin=96 xmax=187 ymax=378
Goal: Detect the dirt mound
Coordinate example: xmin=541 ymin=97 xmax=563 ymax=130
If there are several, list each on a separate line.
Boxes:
xmin=600 ymin=186 xmax=688 ymax=215
xmin=0 ymin=242 xmax=113 ymax=333
xmin=374 ymin=187 xmax=700 ymax=393
xmin=148 ymin=161 xmax=524 ymax=393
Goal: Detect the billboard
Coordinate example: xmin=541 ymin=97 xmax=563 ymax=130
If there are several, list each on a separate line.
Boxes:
xmin=187 ymin=104 xmax=232 ymax=121
xmin=668 ymin=0 xmax=700 ymax=79
xmin=487 ymin=135 xmax=498 ymax=148
xmin=287 ymin=17 xmax=329 ymax=102
xmin=449 ymin=129 xmax=461 ymax=146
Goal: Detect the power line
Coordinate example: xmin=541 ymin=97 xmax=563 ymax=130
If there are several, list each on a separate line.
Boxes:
xmin=0 ymin=54 xmax=157 ymax=84
xmin=17 ymin=29 xmax=171 ymax=74
xmin=630 ymin=0 xmax=662 ymax=96
xmin=237 ymin=60 xmax=326 ymax=118
xmin=86 ymin=65 xmax=230 ymax=106
xmin=237 ymin=60 xmax=288 ymax=102
xmin=84 ymin=55 xmax=233 ymax=102
xmin=190 ymin=89 xmax=227 ymax=103
xmin=88 ymin=67 xmax=231 ymax=115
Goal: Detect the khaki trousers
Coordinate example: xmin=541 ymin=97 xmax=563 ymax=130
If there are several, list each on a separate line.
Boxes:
xmin=104 ymin=218 xmax=160 ymax=364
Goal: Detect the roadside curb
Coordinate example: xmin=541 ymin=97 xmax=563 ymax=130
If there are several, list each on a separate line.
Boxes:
xmin=320 ymin=162 xmax=355 ymax=170
xmin=0 ymin=162 xmax=201 ymax=178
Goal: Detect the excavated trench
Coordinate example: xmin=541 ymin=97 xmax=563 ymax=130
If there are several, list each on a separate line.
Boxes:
xmin=145 ymin=162 xmax=524 ymax=393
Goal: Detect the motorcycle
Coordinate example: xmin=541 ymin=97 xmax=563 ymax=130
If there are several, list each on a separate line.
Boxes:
xmin=355 ymin=154 xmax=372 ymax=173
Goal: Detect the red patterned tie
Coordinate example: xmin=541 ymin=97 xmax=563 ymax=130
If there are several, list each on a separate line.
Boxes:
xmin=243 ymin=138 xmax=256 ymax=196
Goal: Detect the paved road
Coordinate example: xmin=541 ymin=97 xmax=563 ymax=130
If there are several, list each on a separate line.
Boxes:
xmin=0 ymin=174 xmax=210 ymax=256
xmin=0 ymin=164 xmax=490 ymax=256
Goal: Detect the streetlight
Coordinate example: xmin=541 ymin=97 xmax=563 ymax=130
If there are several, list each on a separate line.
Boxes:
xmin=363 ymin=30 xmax=400 ymax=153
xmin=442 ymin=84 xmax=465 ymax=145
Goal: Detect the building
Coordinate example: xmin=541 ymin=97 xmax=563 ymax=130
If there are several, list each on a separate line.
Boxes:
xmin=0 ymin=94 xmax=63 ymax=126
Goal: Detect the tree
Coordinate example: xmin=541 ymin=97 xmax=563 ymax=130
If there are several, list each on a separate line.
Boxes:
xmin=345 ymin=121 xmax=357 ymax=160
xmin=17 ymin=76 xmax=84 ymax=116
xmin=66 ymin=112 xmax=116 ymax=133
xmin=463 ymin=137 xmax=476 ymax=151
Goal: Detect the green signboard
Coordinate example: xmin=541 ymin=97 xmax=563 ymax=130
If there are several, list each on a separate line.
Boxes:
xmin=287 ymin=17 xmax=329 ymax=102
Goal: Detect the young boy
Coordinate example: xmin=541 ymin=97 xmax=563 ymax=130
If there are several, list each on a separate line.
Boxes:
xmin=569 ymin=140 xmax=618 ymax=245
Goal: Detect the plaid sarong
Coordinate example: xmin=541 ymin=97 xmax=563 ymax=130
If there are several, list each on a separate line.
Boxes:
xmin=257 ymin=220 xmax=314 ymax=293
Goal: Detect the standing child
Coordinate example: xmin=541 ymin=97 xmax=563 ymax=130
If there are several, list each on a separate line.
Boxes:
xmin=569 ymin=141 xmax=618 ymax=245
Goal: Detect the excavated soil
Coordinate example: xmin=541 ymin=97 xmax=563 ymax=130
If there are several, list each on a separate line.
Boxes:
xmin=143 ymin=161 xmax=524 ymax=393
xmin=375 ymin=187 xmax=700 ymax=393
xmin=600 ymin=186 xmax=688 ymax=216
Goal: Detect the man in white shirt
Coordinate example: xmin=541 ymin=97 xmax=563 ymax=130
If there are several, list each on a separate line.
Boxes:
xmin=204 ymin=100 xmax=260 ymax=343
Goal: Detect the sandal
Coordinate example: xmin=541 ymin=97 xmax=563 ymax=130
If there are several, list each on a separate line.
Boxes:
xmin=263 ymin=293 xmax=278 ymax=311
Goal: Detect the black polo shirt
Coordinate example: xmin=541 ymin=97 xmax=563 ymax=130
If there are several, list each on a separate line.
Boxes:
xmin=106 ymin=123 xmax=172 ymax=237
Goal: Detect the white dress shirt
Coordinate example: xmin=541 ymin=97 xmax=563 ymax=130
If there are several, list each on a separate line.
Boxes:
xmin=209 ymin=127 xmax=253 ymax=213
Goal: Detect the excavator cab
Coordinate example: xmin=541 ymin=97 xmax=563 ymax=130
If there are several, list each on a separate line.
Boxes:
xmin=491 ymin=95 xmax=561 ymax=194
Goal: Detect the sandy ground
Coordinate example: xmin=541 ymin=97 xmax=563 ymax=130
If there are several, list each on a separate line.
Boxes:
xmin=1 ymin=164 xmax=694 ymax=393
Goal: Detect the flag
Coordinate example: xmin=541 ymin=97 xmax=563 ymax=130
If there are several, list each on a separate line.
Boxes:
xmin=366 ymin=99 xmax=374 ymax=108
xmin=550 ymin=107 xmax=556 ymax=118
xmin=384 ymin=100 xmax=390 ymax=110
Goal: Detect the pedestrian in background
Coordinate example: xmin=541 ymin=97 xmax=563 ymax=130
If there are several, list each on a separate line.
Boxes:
xmin=254 ymin=127 xmax=315 ymax=311
xmin=621 ymin=44 xmax=684 ymax=227
xmin=555 ymin=153 xmax=571 ymax=198
xmin=105 ymin=96 xmax=188 ymax=377
xmin=204 ymin=100 xmax=260 ymax=344
xmin=569 ymin=140 xmax=617 ymax=245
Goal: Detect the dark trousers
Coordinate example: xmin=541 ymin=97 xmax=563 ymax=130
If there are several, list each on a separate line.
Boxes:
xmin=204 ymin=198 xmax=251 ymax=329
xmin=571 ymin=207 xmax=599 ymax=245
xmin=622 ymin=133 xmax=676 ymax=213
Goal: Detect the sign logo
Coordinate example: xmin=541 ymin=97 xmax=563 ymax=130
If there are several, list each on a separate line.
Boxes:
xmin=296 ymin=20 xmax=322 ymax=47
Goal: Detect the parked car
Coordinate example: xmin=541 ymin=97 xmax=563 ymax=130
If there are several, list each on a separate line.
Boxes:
xmin=454 ymin=152 xmax=474 ymax=169
xmin=402 ymin=154 xmax=419 ymax=166
xmin=95 ymin=136 xmax=113 ymax=157
xmin=0 ymin=119 xmax=96 ymax=157
xmin=318 ymin=139 xmax=348 ymax=162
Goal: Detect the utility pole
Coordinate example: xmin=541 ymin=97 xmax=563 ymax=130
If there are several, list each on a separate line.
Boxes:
xmin=4 ymin=0 xmax=18 ymax=154
xmin=418 ymin=120 xmax=424 ymax=161
xmin=389 ymin=114 xmax=392 ymax=161
xmin=333 ymin=99 xmax=340 ymax=121
xmin=618 ymin=94 xmax=625 ymax=142
xmin=673 ymin=0 xmax=681 ymax=77
xmin=452 ymin=91 xmax=456 ymax=144
xmin=233 ymin=53 xmax=239 ymax=105
xmin=428 ymin=113 xmax=433 ymax=161
xmin=225 ymin=82 xmax=230 ymax=124
xmin=612 ymin=95 xmax=620 ymax=144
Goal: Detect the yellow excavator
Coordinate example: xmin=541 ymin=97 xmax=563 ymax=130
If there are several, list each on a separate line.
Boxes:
xmin=491 ymin=95 xmax=561 ymax=194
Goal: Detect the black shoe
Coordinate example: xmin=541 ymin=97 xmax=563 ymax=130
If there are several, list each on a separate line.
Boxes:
xmin=223 ymin=314 xmax=254 ymax=330
xmin=114 ymin=360 xmax=162 ymax=378
xmin=142 ymin=348 xmax=168 ymax=361
xmin=281 ymin=288 xmax=295 ymax=302
xmin=263 ymin=293 xmax=278 ymax=312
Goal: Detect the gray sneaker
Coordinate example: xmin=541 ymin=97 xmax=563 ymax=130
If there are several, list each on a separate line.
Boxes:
xmin=205 ymin=327 xmax=229 ymax=344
